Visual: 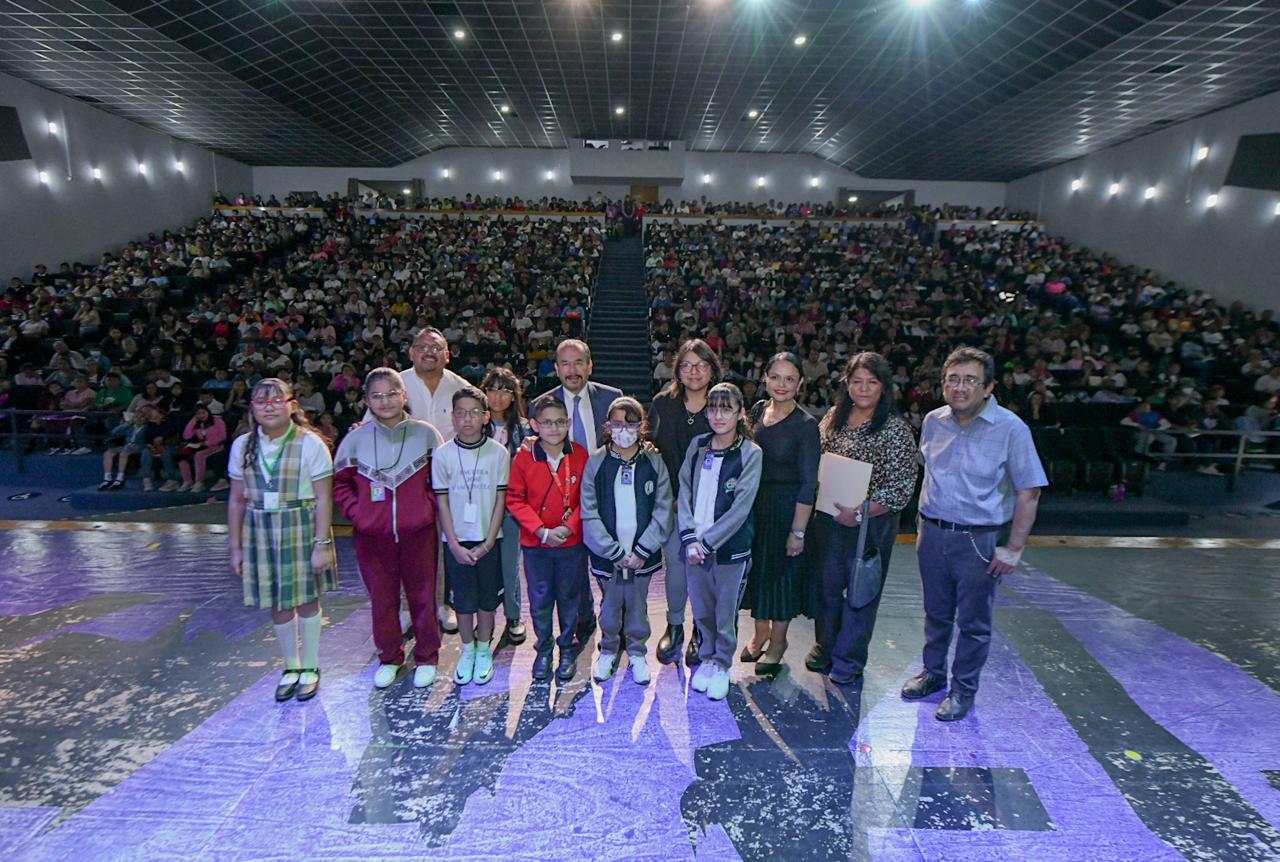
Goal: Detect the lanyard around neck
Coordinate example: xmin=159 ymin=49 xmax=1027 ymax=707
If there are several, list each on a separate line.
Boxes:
xmin=261 ymin=424 xmax=296 ymax=482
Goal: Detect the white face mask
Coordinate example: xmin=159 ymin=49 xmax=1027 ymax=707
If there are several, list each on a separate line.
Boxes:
xmin=612 ymin=427 xmax=639 ymax=449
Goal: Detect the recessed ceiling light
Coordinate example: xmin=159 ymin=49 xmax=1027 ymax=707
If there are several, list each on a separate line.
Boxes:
xmin=614 ymin=106 xmax=625 ymax=115
xmin=138 ymin=162 xmax=148 ymax=176
xmin=47 ymin=121 xmax=57 ymax=134
xmin=808 ymin=177 xmax=819 ymax=187
xmin=175 ymin=160 xmax=184 ymax=172
xmin=1196 ymin=146 xmax=1209 ymax=161
xmin=544 ymin=170 xmax=555 ymax=180
xmin=906 ymin=0 xmax=932 ymax=7
xmin=1071 ymin=178 xmax=1083 ymax=191
xmin=38 ymin=170 xmax=50 ymax=184
xmin=747 ymin=109 xmax=759 ymax=119
xmin=441 ymin=168 xmax=450 ymax=178
xmin=493 ymin=170 xmax=503 ymax=181
xmin=702 ymin=173 xmax=712 ymax=184
xmin=1205 ymin=193 xmax=1219 ymax=208
xmin=499 ymin=104 xmax=511 ymax=114
xmin=755 ymin=176 xmax=766 ymax=187
xmin=1274 ymin=201 xmax=1280 ymax=217
xmin=453 ymin=29 xmax=466 ymax=39
xmin=847 ymin=195 xmax=858 ymax=203
xmin=402 ymin=187 xmax=411 ymax=194
xmin=793 ymin=35 xmax=807 ymax=46
xmin=611 ymin=31 xmax=623 ymax=42
xmin=1144 ymin=186 xmax=1157 ymax=200
xmin=1108 ymin=182 xmax=1121 ymax=196
xmin=92 ymin=167 xmax=101 ymax=180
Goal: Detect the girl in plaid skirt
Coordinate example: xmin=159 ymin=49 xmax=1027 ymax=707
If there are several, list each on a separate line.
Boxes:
xmin=227 ymin=378 xmax=339 ymax=702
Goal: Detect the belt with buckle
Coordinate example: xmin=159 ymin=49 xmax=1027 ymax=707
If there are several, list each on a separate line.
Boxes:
xmin=923 ymin=516 xmax=1001 ymax=533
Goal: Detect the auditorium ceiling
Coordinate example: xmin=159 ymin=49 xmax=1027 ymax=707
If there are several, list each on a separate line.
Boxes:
xmin=1 ymin=0 xmax=1278 ymax=180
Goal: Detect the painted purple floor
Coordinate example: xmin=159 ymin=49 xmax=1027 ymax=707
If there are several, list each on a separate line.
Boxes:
xmin=1 ymin=528 xmax=1278 ymax=861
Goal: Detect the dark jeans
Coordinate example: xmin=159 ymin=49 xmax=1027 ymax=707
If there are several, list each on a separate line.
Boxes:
xmin=917 ymin=519 xmax=1002 ymax=696
xmin=577 ymin=549 xmax=597 ymax=633
xmin=815 ymin=513 xmax=898 ymax=677
xmin=523 ymin=545 xmax=586 ymax=656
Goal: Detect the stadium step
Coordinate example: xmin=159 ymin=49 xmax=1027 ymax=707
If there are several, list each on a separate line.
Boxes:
xmin=589 ymin=236 xmax=652 ymax=398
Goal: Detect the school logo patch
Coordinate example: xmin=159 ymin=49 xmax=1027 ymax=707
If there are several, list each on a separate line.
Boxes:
xmin=645 ymin=480 xmax=655 ymax=494
xmin=724 ymin=479 xmax=737 ymax=492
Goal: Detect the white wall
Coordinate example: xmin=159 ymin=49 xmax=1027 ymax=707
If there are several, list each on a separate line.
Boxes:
xmin=253 ymin=148 xmax=1007 ymax=211
xmin=1007 ymin=88 xmax=1280 ymax=311
xmin=0 ymin=71 xmax=251 ymax=283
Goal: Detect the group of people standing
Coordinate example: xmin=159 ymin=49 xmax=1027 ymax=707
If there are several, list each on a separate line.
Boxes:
xmin=227 ymin=328 xmax=1046 ymax=722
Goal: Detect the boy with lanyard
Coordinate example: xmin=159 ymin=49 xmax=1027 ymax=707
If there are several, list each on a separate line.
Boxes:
xmin=506 ymin=394 xmax=590 ymax=683
xmin=432 ymin=387 xmax=509 ymax=686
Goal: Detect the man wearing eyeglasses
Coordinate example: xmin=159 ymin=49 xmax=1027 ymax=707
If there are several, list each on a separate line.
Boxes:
xmin=547 ymin=338 xmax=624 ymax=649
xmin=903 ymin=346 xmax=1047 ymax=722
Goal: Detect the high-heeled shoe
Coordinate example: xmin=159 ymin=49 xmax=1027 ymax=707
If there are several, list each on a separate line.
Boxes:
xmin=739 ymin=642 xmax=768 ymax=662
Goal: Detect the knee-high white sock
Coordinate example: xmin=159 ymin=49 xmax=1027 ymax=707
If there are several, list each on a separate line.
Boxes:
xmin=274 ymin=617 xmax=301 ymax=674
xmin=299 ymin=611 xmax=322 ymax=670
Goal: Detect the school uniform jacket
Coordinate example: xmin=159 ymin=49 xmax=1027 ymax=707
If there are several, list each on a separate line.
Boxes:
xmin=581 ymin=447 xmax=673 ymax=578
xmin=333 ymin=417 xmax=441 ymax=543
xmin=677 ymin=433 xmax=763 ymax=565
xmin=506 ymin=441 xmax=588 ymax=548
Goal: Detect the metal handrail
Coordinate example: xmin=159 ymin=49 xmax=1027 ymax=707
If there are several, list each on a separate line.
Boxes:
xmin=1133 ymin=428 xmax=1280 ymax=490
xmin=1 ymin=408 xmax=148 ymax=475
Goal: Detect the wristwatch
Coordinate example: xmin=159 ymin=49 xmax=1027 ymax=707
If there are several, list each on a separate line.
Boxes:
xmin=789 ymin=530 xmax=806 ymax=540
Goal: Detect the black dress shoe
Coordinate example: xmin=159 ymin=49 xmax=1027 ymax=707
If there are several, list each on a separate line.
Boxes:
xmin=901 ymin=671 xmax=946 ymax=700
xmin=684 ymin=627 xmax=702 ymax=667
xmin=295 ymin=668 xmax=321 ymax=702
xmin=755 ymin=661 xmax=783 ymax=677
xmin=805 ymin=645 xmax=832 ymax=674
xmin=532 ymin=652 xmax=553 ymax=681
xmin=402 ymin=624 xmax=415 ymax=642
xmin=829 ymin=669 xmax=863 ymax=686
xmin=935 ymin=692 xmax=974 ymax=722
xmin=656 ymin=624 xmax=684 ymax=665
xmin=275 ymin=669 xmax=300 ymax=702
xmin=555 ymin=651 xmax=577 ymax=682
xmin=740 ymin=643 xmax=766 ymax=662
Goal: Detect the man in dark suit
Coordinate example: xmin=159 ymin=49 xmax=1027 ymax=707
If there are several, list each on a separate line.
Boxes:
xmin=548 ymin=338 xmax=624 ymax=649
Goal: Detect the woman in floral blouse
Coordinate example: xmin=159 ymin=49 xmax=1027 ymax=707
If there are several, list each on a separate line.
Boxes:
xmin=809 ymin=352 xmax=919 ymax=685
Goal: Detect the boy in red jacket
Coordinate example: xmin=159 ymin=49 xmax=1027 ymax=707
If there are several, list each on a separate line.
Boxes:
xmin=334 ymin=368 xmax=443 ymax=689
xmin=506 ymin=394 xmax=589 ymax=682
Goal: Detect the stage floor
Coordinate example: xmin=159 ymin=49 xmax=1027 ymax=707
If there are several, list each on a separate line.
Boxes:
xmin=1 ymin=524 xmax=1278 ymax=861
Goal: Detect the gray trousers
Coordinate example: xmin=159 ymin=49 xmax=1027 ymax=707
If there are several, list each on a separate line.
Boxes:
xmin=662 ymin=530 xmax=689 ymax=626
xmin=597 ymin=571 xmax=651 ymax=658
xmin=687 ymin=558 xmax=751 ymax=669
xmin=499 ymin=512 xmax=523 ymax=621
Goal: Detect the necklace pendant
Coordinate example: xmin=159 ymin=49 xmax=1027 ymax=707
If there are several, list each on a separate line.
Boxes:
xmin=686 ymin=415 xmax=695 ymax=425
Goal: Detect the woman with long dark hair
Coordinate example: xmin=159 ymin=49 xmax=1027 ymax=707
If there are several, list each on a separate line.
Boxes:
xmin=647 ymin=338 xmax=722 ymax=666
xmin=482 ymin=366 xmax=531 ymax=646
xmin=809 ymin=353 xmax=919 ymax=685
xmin=741 ymin=352 xmax=820 ymax=676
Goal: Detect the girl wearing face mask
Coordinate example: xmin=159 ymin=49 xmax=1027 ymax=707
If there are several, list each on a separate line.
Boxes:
xmin=580 ymin=397 xmax=674 ymax=686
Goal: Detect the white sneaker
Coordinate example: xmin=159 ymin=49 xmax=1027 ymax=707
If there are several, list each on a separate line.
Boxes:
xmin=160 ymin=480 xmax=180 ymax=492
xmin=593 ymin=652 xmax=617 ymax=682
xmin=630 ymin=656 xmax=651 ymax=686
xmin=142 ymin=479 xmax=155 ymax=491
xmin=189 ymin=482 xmax=205 ymax=493
xmin=707 ymin=665 xmax=731 ymax=701
xmin=691 ymin=661 xmax=716 ymax=693
xmin=1197 ymin=464 xmax=1222 ymax=475
xmin=454 ymin=643 xmax=475 ymax=685
xmin=473 ymin=643 xmax=494 ymax=685
xmin=69 ymin=447 xmax=92 ymax=455
xmin=177 ymin=482 xmax=193 ymax=492
xmin=438 ymin=606 xmax=459 ymax=634
xmin=414 ymin=664 xmax=436 ymax=688
xmin=373 ymin=663 xmax=400 ymax=689
xmin=210 ymin=479 xmax=230 ymax=491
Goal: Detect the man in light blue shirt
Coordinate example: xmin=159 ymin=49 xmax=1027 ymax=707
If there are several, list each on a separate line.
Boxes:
xmin=903 ymin=347 xmax=1047 ymax=722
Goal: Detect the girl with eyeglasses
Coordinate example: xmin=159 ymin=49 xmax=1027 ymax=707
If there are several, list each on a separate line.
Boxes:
xmin=482 ymin=366 xmax=531 ymax=646
xmin=226 ymin=378 xmax=338 ymax=703
xmin=580 ymin=396 xmax=673 ymax=686
xmin=646 ymin=338 xmax=722 ymax=667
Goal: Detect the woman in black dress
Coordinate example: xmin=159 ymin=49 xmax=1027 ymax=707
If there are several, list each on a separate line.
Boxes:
xmin=742 ymin=352 xmax=820 ymax=675
xmin=647 ymin=338 xmax=721 ymax=666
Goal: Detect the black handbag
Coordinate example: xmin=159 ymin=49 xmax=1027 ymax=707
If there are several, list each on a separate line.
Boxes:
xmin=845 ymin=500 xmax=884 ymax=610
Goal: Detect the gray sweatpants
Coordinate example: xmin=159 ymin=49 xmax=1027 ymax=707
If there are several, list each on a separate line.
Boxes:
xmin=663 ymin=530 xmax=690 ymax=626
xmin=598 ymin=571 xmax=651 ymax=658
xmin=687 ymin=558 xmax=751 ymax=669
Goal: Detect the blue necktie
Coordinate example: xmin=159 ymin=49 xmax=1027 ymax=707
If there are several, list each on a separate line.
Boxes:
xmin=571 ymin=393 xmax=587 ymax=448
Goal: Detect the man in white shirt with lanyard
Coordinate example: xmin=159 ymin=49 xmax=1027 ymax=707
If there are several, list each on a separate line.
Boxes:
xmin=400 ymin=327 xmax=468 ymax=634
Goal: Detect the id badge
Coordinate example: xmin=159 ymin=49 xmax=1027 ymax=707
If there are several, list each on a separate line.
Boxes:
xmin=702 ymin=452 xmax=715 ymax=471
xmin=370 ymin=481 xmax=386 ymax=503
xmin=262 ymin=491 xmax=280 ymax=511
xmin=462 ymin=501 xmax=479 ymax=525
xmin=621 ymin=466 xmax=634 ymax=486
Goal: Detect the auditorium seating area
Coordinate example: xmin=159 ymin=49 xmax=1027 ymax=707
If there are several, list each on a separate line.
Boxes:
xmin=644 ymin=217 xmax=1279 ymax=491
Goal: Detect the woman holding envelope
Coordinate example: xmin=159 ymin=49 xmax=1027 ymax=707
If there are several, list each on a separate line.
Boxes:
xmin=810 ymin=352 xmax=919 ymax=685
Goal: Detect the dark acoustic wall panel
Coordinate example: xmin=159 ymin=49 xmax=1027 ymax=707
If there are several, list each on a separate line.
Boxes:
xmin=1223 ymin=133 xmax=1280 ymax=193
xmin=0 ymin=106 xmax=32 ymax=162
